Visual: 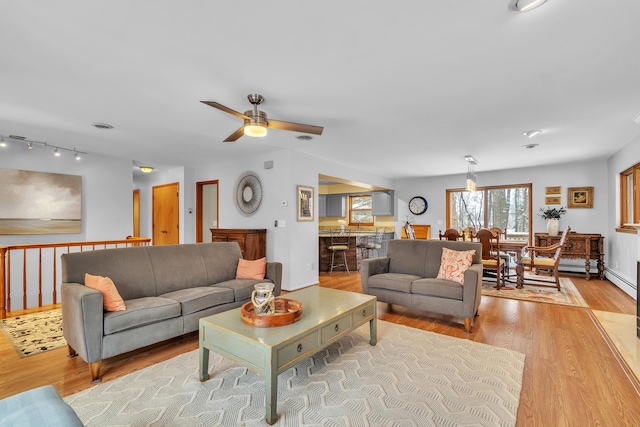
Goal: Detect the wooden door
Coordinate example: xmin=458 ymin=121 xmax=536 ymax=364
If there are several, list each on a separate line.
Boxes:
xmin=132 ymin=189 xmax=140 ymax=237
xmin=152 ymin=182 xmax=179 ymax=245
xmin=196 ymin=180 xmax=218 ymax=243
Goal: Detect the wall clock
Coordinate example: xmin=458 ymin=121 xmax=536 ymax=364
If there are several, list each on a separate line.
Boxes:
xmin=409 ymin=196 xmax=428 ymax=215
xmin=235 ymin=172 xmax=262 ymax=214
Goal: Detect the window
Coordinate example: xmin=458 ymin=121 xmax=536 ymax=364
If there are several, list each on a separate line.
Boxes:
xmin=446 ymin=184 xmax=531 ymax=241
xmin=620 ymin=162 xmax=640 ymax=229
xmin=349 ymin=195 xmax=373 ymax=226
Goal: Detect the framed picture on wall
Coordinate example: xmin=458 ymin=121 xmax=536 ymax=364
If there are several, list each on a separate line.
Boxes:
xmin=567 ymin=186 xmax=593 ymax=208
xmin=297 ymin=185 xmax=314 ymax=221
xmin=545 ymin=196 xmax=561 ymax=205
xmin=545 ymin=186 xmax=561 ymax=195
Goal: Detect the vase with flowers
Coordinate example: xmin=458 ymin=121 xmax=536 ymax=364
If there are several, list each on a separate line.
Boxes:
xmin=538 ymin=206 xmax=566 ymax=236
xmin=337 ymin=219 xmax=347 ymax=232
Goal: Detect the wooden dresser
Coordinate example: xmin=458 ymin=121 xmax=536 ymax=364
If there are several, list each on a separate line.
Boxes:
xmin=210 ymin=228 xmax=266 ymax=260
xmin=534 ymin=232 xmax=604 ymax=280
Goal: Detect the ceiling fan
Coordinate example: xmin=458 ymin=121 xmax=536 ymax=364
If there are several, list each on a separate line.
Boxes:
xmin=200 ymin=94 xmax=324 ymax=142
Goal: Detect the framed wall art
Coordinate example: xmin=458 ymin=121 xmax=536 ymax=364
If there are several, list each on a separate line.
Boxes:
xmin=567 ymin=186 xmax=593 ymax=208
xmin=545 ymin=186 xmax=561 ymax=195
xmin=545 ymin=196 xmax=561 ymax=205
xmin=0 ymin=168 xmax=82 ymax=234
xmin=297 ymin=185 xmax=314 ymax=221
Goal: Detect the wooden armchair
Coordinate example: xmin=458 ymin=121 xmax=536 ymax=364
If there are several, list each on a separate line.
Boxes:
xmin=475 ymin=228 xmax=506 ymax=289
xmin=517 ymin=226 xmax=571 ymax=290
xmin=439 ymin=228 xmax=464 ymax=241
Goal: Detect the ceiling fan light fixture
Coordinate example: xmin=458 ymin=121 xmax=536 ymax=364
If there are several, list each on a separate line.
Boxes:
xmin=244 ymin=124 xmax=267 ymax=137
xmin=510 ymin=0 xmax=547 ymax=12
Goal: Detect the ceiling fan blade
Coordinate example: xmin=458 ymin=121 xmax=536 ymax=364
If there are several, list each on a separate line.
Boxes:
xmin=200 ymin=101 xmax=250 ymax=120
xmin=267 ymin=119 xmax=324 ymax=135
xmin=223 ymin=126 xmax=246 ymax=142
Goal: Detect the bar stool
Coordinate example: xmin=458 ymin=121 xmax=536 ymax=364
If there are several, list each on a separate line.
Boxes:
xmin=361 ymin=227 xmax=386 ymax=259
xmin=328 ymin=229 xmax=351 ymax=275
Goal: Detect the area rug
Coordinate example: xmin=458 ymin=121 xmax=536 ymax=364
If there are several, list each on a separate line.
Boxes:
xmin=0 ymin=308 xmax=66 ymax=357
xmin=65 ymin=320 xmax=525 ymax=427
xmin=481 ymin=277 xmax=588 ymax=308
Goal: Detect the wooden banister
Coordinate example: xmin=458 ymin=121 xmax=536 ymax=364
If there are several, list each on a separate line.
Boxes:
xmin=0 ymin=237 xmax=150 ymax=319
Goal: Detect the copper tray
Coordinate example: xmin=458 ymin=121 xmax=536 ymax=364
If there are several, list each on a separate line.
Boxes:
xmin=240 ymin=298 xmax=303 ymax=327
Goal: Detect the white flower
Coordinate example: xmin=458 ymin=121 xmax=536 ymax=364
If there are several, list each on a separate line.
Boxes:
xmin=337 ymin=219 xmax=347 ymax=226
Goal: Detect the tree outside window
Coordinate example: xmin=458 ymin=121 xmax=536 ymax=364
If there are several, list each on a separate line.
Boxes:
xmin=447 ymin=184 xmax=531 ymax=241
xmin=349 ymin=195 xmax=373 ymax=226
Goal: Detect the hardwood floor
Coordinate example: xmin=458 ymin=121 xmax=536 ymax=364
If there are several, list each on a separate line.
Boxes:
xmin=1 ymin=272 xmax=639 ymax=426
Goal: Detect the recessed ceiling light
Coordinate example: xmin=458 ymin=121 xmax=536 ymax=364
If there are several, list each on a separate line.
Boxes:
xmin=509 ymin=0 xmax=547 ymax=12
xmin=524 ymin=130 xmax=542 ymax=138
xmin=92 ymin=123 xmax=113 ymax=130
xmin=523 ymin=143 xmax=539 ymax=149
xmin=296 ymin=135 xmax=313 ymax=141
xmin=139 ymin=166 xmax=154 ymax=173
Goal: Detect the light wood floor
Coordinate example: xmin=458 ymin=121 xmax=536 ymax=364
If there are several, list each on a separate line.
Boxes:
xmin=1 ymin=272 xmax=639 ymax=426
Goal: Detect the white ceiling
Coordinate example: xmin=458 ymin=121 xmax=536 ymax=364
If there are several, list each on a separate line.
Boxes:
xmin=2 ymin=1 xmax=640 ymax=179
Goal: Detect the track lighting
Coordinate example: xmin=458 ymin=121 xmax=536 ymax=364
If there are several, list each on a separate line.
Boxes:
xmin=0 ymin=134 xmax=86 ymax=158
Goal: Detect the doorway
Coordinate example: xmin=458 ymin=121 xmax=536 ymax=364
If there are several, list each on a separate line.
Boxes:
xmin=196 ymin=180 xmax=219 ymax=243
xmin=152 ymin=182 xmax=180 ymax=245
xmin=132 ymin=189 xmax=140 ymax=237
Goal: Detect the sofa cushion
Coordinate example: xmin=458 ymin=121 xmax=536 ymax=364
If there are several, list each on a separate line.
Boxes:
xmin=197 ymin=242 xmax=245 ymax=285
xmin=103 ymin=297 xmax=181 ymax=335
xmin=84 ymin=273 xmax=126 ymax=311
xmin=160 ymin=287 xmax=235 ymax=315
xmin=436 ymin=247 xmax=476 ymax=284
xmin=412 ymin=278 xmax=464 ymax=300
xmin=146 ymin=244 xmax=209 ymax=295
xmin=368 ymin=273 xmax=422 ymax=293
xmin=215 ymin=278 xmax=273 ymax=302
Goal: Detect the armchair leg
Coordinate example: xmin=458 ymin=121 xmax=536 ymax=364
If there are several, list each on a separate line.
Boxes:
xmin=464 ymin=318 xmax=472 ymax=333
xmin=67 ymin=344 xmax=77 ymax=358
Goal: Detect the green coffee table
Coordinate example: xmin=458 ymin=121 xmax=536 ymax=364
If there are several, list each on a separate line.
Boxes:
xmin=199 ymin=286 xmax=377 ymax=425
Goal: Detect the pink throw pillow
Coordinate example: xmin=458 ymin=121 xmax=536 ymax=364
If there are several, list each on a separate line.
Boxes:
xmin=436 ymin=247 xmax=476 ymax=284
xmin=236 ymin=257 xmax=266 ymax=280
xmin=84 ymin=273 xmax=127 ymax=311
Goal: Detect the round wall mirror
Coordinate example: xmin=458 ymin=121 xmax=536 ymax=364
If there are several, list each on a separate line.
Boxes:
xmin=235 ymin=172 xmax=262 ymax=214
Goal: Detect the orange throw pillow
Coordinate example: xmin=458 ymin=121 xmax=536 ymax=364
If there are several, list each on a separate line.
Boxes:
xmin=436 ymin=248 xmax=476 ymax=284
xmin=236 ymin=257 xmax=266 ymax=280
xmin=84 ymin=273 xmax=126 ymax=311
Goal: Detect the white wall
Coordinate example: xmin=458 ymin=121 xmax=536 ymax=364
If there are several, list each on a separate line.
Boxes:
xmin=607 ymin=134 xmax=640 ymax=297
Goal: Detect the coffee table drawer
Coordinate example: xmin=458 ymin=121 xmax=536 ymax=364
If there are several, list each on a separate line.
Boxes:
xmin=277 ymin=330 xmax=319 ymax=369
xmin=321 ymin=314 xmax=352 ymax=344
xmin=352 ymin=301 xmax=376 ymax=326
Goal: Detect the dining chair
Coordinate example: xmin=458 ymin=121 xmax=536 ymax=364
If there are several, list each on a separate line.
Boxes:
xmin=460 ymin=227 xmax=476 ymax=241
xmin=327 ymin=228 xmax=351 ymax=276
xmin=488 ymin=227 xmax=511 ymax=274
xmin=438 ymin=228 xmax=464 ymax=241
xmin=475 ymin=228 xmax=506 ymax=289
xmin=518 ymin=226 xmax=571 ymax=290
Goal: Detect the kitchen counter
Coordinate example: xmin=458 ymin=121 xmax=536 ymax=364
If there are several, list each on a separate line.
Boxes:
xmin=318 ymin=231 xmax=395 ymax=273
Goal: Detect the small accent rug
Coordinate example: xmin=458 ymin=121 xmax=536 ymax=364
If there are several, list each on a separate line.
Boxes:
xmin=65 ymin=320 xmax=525 ymax=427
xmin=482 ymin=277 xmax=588 ymax=308
xmin=0 ymin=309 xmax=66 ymax=357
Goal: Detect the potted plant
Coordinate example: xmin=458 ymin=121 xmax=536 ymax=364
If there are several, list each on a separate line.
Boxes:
xmin=538 ymin=206 xmax=566 ymax=236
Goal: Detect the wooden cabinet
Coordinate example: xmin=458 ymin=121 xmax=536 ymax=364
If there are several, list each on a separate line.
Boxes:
xmin=372 ymin=191 xmax=394 ymax=216
xmin=534 ymin=232 xmax=604 ymax=280
xmin=401 ymin=224 xmax=431 ymax=240
xmin=210 ymin=228 xmax=266 ymax=260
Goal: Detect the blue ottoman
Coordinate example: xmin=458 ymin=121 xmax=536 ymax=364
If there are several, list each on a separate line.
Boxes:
xmin=0 ymin=386 xmax=83 ymax=427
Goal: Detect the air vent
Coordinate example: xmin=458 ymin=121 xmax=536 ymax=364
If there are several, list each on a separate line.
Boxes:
xmin=296 ymin=135 xmax=313 ymax=141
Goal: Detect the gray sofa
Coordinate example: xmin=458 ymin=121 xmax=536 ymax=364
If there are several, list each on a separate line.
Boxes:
xmin=360 ymin=239 xmax=483 ymax=332
xmin=61 ymin=242 xmax=282 ymax=382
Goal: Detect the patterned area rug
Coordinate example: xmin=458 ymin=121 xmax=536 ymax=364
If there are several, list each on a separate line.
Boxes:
xmin=482 ymin=276 xmax=588 ymax=307
xmin=0 ymin=309 xmax=66 ymax=357
xmin=65 ymin=320 xmax=525 ymax=427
